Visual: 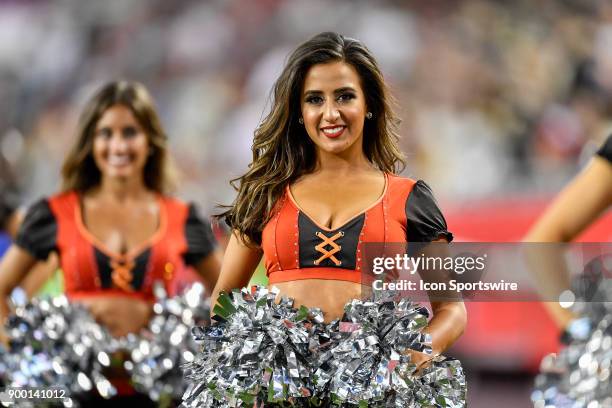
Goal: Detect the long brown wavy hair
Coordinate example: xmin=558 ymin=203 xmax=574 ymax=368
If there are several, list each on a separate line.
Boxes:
xmin=61 ymin=81 xmax=175 ymax=193
xmin=220 ymin=32 xmax=405 ymax=245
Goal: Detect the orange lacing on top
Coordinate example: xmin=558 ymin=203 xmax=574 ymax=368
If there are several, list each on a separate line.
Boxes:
xmin=314 ymin=230 xmax=343 ymax=266
xmin=110 ymin=256 xmax=135 ymax=292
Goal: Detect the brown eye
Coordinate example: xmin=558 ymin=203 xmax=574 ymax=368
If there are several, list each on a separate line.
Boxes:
xmin=97 ymin=128 xmax=112 ymax=139
xmin=123 ymin=126 xmax=137 ymax=138
xmin=305 ymin=95 xmax=323 ymax=105
xmin=337 ymin=93 xmax=356 ymax=103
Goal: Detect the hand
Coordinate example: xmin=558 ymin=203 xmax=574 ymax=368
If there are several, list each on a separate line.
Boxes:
xmin=78 ymin=296 xmax=152 ymax=338
xmin=405 ymin=349 xmax=436 ymax=375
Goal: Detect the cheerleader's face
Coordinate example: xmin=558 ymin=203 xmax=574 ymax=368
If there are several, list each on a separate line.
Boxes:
xmin=92 ymin=104 xmax=150 ymax=183
xmin=300 ymin=61 xmax=368 ymax=157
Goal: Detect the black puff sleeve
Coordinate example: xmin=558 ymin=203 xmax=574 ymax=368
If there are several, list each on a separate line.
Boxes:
xmin=15 ymin=199 xmax=57 ymax=260
xmin=183 ymin=203 xmax=217 ymax=266
xmin=405 ymin=180 xmax=453 ymax=242
xmin=596 ymin=135 xmax=612 ymax=163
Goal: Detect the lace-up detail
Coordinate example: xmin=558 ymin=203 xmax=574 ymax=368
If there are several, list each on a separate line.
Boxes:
xmin=314 ymin=230 xmax=344 ymax=266
xmin=110 ymin=256 xmax=135 ymax=292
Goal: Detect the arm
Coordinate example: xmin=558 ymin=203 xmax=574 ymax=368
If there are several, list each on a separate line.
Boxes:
xmin=210 ymin=232 xmax=262 ymax=315
xmin=421 ymin=238 xmax=467 ymax=357
xmin=0 ymin=246 xmax=38 ymax=317
xmin=4 ymin=209 xmax=24 ymax=239
xmin=20 ymin=253 xmax=59 ymax=298
xmin=0 ymin=245 xmax=38 ymax=345
xmin=525 ymin=157 xmax=612 ymax=242
xmin=183 ymin=203 xmax=223 ymax=296
xmin=404 ymin=181 xmax=466 ymax=359
xmin=194 ymin=247 xmax=223 ymax=296
xmin=401 ymin=238 xmax=466 ymax=371
xmin=426 ymin=300 xmax=467 ymax=355
xmin=0 ymin=198 xmax=56 ymax=344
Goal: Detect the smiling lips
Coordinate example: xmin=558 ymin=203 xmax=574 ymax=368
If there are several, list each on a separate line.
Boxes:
xmin=321 ymin=125 xmax=346 ymax=138
xmin=107 ymin=155 xmax=131 ymax=167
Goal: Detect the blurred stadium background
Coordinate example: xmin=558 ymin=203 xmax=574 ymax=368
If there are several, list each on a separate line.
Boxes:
xmin=2 ymin=1 xmax=612 ymax=406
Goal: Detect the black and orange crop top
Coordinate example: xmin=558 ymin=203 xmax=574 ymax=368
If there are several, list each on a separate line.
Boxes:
xmin=15 ymin=191 xmax=217 ymax=301
xmin=261 ymin=173 xmax=452 ymax=284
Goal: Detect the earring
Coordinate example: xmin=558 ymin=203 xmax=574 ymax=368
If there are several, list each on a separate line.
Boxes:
xmin=298 ymin=117 xmax=304 ymax=125
xmin=366 ymin=112 xmax=373 ymax=120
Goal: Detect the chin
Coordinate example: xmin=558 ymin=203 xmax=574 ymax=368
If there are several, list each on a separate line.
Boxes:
xmin=103 ymin=168 xmax=136 ymax=180
xmin=319 ymin=139 xmax=354 ymax=154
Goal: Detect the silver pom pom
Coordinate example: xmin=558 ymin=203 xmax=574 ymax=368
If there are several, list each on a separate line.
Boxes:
xmin=182 ymin=286 xmax=323 ymax=407
xmin=1 ymin=294 xmax=118 ymax=407
xmin=182 ymin=287 xmax=466 ymax=407
xmin=125 ymin=282 xmax=210 ymax=402
xmin=314 ymin=292 xmax=466 ymax=407
xmin=1 ymin=282 xmax=211 ymax=406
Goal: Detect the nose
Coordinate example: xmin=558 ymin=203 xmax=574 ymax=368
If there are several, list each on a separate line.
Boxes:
xmin=322 ymin=101 xmax=340 ymax=123
xmin=108 ymin=133 xmax=128 ymax=152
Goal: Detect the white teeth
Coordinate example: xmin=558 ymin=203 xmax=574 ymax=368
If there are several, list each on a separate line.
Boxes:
xmin=322 ymin=126 xmax=344 ymax=134
xmin=108 ymin=156 xmax=130 ymax=166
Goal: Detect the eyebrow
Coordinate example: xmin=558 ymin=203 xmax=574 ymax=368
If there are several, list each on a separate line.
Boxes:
xmin=95 ymin=124 xmax=140 ymax=132
xmin=303 ymin=86 xmax=357 ymax=97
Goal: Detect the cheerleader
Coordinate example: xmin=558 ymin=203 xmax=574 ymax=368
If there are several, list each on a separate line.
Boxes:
xmin=207 ymin=32 xmax=466 ymax=405
xmin=525 ymin=136 xmax=612 ymax=406
xmin=525 ymin=136 xmax=611 ymax=325
xmin=0 ymin=81 xmax=221 ymax=405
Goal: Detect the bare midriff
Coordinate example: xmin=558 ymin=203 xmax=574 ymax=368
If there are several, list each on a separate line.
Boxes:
xmin=272 ymin=279 xmax=365 ymax=322
xmin=76 ymin=294 xmax=152 ymax=338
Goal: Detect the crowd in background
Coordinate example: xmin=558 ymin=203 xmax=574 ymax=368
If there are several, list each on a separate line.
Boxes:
xmin=1 ymin=0 xmax=612 ymax=212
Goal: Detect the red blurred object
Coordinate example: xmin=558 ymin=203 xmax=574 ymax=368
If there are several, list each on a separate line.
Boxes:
xmin=445 ymin=196 xmax=612 ymax=371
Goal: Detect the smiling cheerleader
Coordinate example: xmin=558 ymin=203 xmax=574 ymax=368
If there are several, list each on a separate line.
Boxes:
xmin=184 ymin=32 xmax=467 ymax=407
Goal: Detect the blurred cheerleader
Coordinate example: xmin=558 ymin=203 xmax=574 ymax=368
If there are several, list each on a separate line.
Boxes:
xmin=525 ymin=136 xmax=612 ymax=328
xmin=0 ymin=80 xmax=221 ymax=338
xmin=0 ymin=81 xmax=221 ymax=405
xmin=526 ymin=136 xmax=612 ymax=406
